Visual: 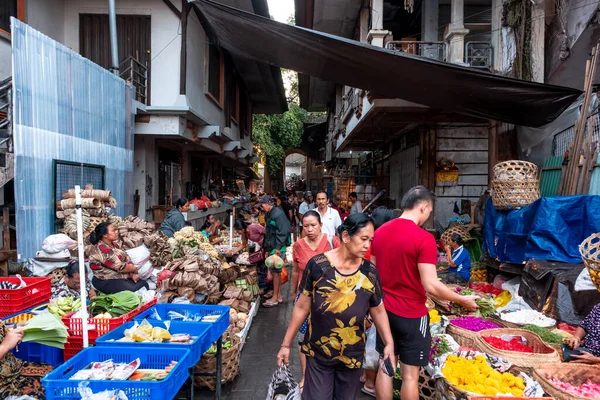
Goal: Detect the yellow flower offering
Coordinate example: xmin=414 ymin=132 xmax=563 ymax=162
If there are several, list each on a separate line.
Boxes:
xmin=442 ymin=355 xmax=525 ymax=397
xmin=429 ymin=309 xmax=441 ymax=324
xmin=494 ymin=290 xmax=512 ymax=308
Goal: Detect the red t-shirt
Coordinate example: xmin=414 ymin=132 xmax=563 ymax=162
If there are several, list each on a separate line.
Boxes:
xmin=293 ymin=234 xmax=340 ymax=275
xmin=371 ymin=218 xmax=438 ymax=318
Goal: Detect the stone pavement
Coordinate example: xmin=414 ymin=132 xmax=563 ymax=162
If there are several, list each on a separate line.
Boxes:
xmin=196 ymin=275 xmax=373 ymax=399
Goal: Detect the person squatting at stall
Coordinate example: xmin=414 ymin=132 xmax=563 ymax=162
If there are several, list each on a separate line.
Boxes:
xmin=226 ymin=219 xmax=265 ymax=257
xmin=371 ymin=186 xmax=478 ymax=400
xmin=51 ymin=259 xmax=96 ymax=300
xmin=88 ymin=222 xmax=150 ymax=294
xmin=564 ymin=303 xmax=600 ymax=364
xmin=439 ymin=233 xmax=472 ymax=284
xmin=277 ymin=213 xmax=395 ymax=400
xmin=159 ymin=198 xmax=190 ymax=238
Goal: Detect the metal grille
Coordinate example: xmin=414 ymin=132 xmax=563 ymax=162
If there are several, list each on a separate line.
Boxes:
xmin=54 ymin=161 xmax=104 ymax=204
xmin=465 ymin=42 xmax=492 ymax=68
xmin=552 ymin=113 xmax=600 ymax=156
xmin=386 ymin=41 xmax=446 ymax=62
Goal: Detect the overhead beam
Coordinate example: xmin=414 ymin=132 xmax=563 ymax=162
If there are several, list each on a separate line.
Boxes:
xmin=223 ymin=141 xmax=241 ymax=152
xmin=162 ymin=0 xmax=181 ymax=18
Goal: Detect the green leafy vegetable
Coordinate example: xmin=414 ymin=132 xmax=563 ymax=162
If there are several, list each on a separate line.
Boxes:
xmin=89 ymin=291 xmax=142 ymax=317
xmin=522 ymin=324 xmax=563 ymax=344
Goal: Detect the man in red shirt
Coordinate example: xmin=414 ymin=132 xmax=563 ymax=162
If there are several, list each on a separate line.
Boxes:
xmin=371 ymin=186 xmax=478 ymax=400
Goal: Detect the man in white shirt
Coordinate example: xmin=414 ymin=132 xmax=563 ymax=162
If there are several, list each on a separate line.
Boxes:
xmin=349 ymin=192 xmax=363 ymax=215
xmin=316 ymin=191 xmax=342 ymax=236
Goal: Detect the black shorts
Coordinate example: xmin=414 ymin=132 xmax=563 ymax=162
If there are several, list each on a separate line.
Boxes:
xmin=376 ymin=310 xmax=432 ymax=367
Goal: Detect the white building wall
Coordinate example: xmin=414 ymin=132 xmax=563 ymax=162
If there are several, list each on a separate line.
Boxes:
xmin=133 ymin=135 xmax=158 ymax=220
xmin=63 ymin=0 xmax=182 ymax=107
xmin=434 ymin=126 xmax=489 ymax=226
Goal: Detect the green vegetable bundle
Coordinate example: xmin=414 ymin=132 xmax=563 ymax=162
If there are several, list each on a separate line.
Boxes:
xmin=89 ymin=291 xmax=142 ymax=317
xmin=450 ymin=288 xmax=496 ymax=318
xmin=522 ymin=324 xmax=563 ymax=344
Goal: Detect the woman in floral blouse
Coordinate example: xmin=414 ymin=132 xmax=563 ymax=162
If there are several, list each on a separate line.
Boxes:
xmin=0 ymin=323 xmax=50 ymax=399
xmin=277 ymin=213 xmax=395 ymax=399
xmin=88 ymin=222 xmax=149 ymax=294
xmin=565 ymin=303 xmax=600 ymax=364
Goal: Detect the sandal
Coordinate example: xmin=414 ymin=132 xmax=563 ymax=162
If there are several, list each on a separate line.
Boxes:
xmin=262 ymin=300 xmax=279 ymax=308
xmin=361 ymin=385 xmax=376 ymax=397
xmin=264 ymin=291 xmax=274 ymax=299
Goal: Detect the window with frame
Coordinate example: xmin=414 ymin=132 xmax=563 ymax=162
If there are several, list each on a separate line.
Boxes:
xmin=0 ymin=0 xmax=24 ymax=36
xmin=207 ymin=43 xmax=224 ymax=106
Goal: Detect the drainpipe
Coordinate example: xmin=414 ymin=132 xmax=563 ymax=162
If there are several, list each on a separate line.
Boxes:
xmin=108 ymin=0 xmax=119 ymax=75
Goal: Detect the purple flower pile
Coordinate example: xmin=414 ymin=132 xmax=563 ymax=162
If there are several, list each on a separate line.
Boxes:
xmin=450 ymin=316 xmax=500 ymax=332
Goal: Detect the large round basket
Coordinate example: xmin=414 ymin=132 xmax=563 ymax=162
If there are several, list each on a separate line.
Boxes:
xmin=579 ymin=232 xmax=600 ymax=291
xmin=533 ymin=363 xmax=600 ymax=400
xmin=491 ymin=179 xmax=540 ymax=210
xmin=440 ymin=226 xmax=472 ymax=246
xmin=493 ymin=160 xmax=538 ymax=181
xmin=446 ymin=316 xmax=507 ymax=349
xmin=475 ymin=328 xmax=560 ymax=370
xmin=194 ymin=333 xmax=241 ymax=390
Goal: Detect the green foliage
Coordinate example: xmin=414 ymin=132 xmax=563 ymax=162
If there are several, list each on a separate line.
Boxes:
xmin=253 ymin=102 xmax=307 ymax=172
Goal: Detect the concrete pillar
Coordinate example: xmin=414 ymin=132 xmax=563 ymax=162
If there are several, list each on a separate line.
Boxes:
xmin=444 ymin=0 xmax=469 ymax=64
xmin=530 ymin=2 xmax=545 ymax=82
xmin=491 ymin=0 xmax=503 ymax=72
xmin=360 ymin=7 xmax=370 ymax=43
xmin=368 ymin=0 xmax=392 ymax=47
xmin=421 ymin=0 xmax=439 ymax=42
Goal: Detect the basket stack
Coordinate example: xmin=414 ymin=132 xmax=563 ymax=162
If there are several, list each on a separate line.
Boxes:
xmin=533 ymin=363 xmax=600 ymax=400
xmin=475 ymin=328 xmax=560 ymax=371
xmin=579 ymin=232 xmax=600 ymax=291
xmin=491 ymin=161 xmax=540 ymax=210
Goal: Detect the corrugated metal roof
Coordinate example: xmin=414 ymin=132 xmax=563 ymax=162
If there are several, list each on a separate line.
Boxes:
xmin=540 ymin=156 xmax=563 ymax=197
xmin=589 ymin=154 xmax=600 ymax=195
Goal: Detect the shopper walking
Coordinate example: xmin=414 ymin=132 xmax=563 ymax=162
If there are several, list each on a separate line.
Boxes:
xmin=298 ymin=191 xmax=316 ymax=217
xmin=260 ymin=195 xmax=292 ymax=308
xmin=315 ymin=191 xmax=342 ymax=236
xmin=277 ymin=213 xmax=395 ymax=400
xmin=349 ymin=192 xmax=363 ymax=215
xmin=371 ymin=186 xmax=478 ymax=400
xmin=290 ymin=210 xmax=341 ymax=392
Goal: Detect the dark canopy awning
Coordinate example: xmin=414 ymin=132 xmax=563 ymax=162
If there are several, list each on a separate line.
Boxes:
xmin=192 ymin=0 xmax=581 ymax=127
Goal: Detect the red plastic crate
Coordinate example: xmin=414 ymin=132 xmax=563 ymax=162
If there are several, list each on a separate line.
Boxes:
xmin=0 ymin=277 xmax=51 ymax=318
xmin=61 ymin=298 xmax=157 ymax=339
xmin=63 ymin=336 xmax=96 ymax=361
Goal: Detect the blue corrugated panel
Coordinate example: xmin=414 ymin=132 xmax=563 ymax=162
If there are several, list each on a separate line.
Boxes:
xmin=539 ymin=156 xmax=563 ymax=197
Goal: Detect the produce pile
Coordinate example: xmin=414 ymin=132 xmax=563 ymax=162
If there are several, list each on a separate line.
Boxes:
xmin=119 ymin=320 xmax=194 ymax=344
xmin=160 ymin=250 xmax=222 ymax=303
xmin=500 ymin=310 xmax=556 ymax=328
xmin=57 ymin=185 xmax=118 ymax=239
xmin=190 ymin=196 xmax=219 ymax=210
xmin=450 ymin=316 xmax=501 ymax=332
xmin=550 ymin=378 xmax=600 ymax=398
xmin=49 ymin=297 xmax=82 ymax=317
xmin=442 ymin=354 xmax=526 ymax=396
xmin=429 ymin=335 xmax=452 ymax=364
xmin=449 ymin=287 xmax=496 ymax=318
xmin=521 ymin=324 xmax=563 ymax=345
xmin=469 ymin=282 xmax=503 ymax=296
xmin=144 ymin=231 xmax=173 ymax=268
xmin=116 ymin=216 xmax=155 ymax=250
xmin=89 ymin=291 xmax=143 ymax=318
xmin=70 ymin=358 xmax=176 ymax=381
xmin=482 ymin=336 xmax=534 ymax=353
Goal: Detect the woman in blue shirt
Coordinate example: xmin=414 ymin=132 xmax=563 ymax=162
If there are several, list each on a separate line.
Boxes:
xmin=439 ymin=233 xmax=471 ymax=284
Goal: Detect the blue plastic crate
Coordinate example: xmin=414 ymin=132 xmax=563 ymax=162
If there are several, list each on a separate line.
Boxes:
xmin=95 ymin=321 xmax=211 ymax=368
xmin=134 ymin=304 xmax=229 ymax=344
xmin=12 ymin=341 xmax=64 ymax=367
xmin=43 ymin=346 xmax=191 ymax=400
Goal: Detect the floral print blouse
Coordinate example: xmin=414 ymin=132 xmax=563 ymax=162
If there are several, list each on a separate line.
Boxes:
xmin=88 ymin=241 xmax=131 ymax=280
xmin=581 ymin=303 xmax=600 ymax=357
xmin=298 ymin=253 xmax=383 ymax=369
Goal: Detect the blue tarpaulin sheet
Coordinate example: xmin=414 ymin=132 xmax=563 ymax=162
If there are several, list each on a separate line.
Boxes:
xmin=484 ymin=195 xmax=600 ymax=264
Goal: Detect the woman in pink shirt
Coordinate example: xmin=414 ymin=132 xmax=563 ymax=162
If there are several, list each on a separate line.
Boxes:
xmin=291 ymin=210 xmax=340 ymax=392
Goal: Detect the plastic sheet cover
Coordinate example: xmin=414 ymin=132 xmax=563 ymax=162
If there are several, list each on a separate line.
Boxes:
xmin=483 ymin=196 xmax=600 ymax=264
xmin=192 ymin=0 xmax=581 ymax=127
xmin=11 ymin=19 xmax=134 ymax=259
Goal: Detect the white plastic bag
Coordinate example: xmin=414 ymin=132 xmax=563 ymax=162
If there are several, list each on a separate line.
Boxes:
xmin=126 ymin=244 xmax=153 ymax=280
xmin=364 ymin=326 xmax=379 ymax=370
xmin=42 ymin=234 xmax=76 ymax=254
xmin=575 ymin=268 xmax=597 ymax=291
xmin=266 ymin=365 xmax=301 ymax=400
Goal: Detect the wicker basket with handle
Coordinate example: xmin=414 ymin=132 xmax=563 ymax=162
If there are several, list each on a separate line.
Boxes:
xmin=475 ymin=328 xmax=560 ymax=370
xmin=491 ymin=160 xmax=540 ymax=210
xmin=533 ymin=363 xmax=600 ymax=400
xmin=579 ymin=232 xmax=600 ymax=291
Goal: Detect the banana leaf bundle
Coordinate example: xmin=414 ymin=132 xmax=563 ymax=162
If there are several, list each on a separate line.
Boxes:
xmin=89 ymin=291 xmax=143 ymax=317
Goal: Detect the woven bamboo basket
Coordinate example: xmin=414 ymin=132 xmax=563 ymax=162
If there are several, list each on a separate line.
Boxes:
xmin=393 ymin=365 xmax=439 ymax=400
xmin=493 ymin=160 xmax=538 ymax=181
xmin=446 ymin=316 xmax=507 ymax=349
xmin=441 ymin=226 xmax=472 ymax=246
xmin=533 ymin=363 xmax=600 ymax=400
xmin=491 ymin=179 xmax=540 ymax=210
xmin=579 ymin=232 xmax=600 ymax=291
xmin=475 ymin=328 xmax=560 ymax=370
xmin=194 ymin=333 xmax=241 ymax=390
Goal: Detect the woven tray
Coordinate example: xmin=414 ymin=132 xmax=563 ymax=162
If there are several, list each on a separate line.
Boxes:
xmin=579 ymin=232 xmax=600 ymax=291
xmin=194 ymin=333 xmax=241 ymax=390
xmin=491 ymin=179 xmax=540 ymax=210
xmin=533 ymin=363 xmax=600 ymax=400
xmin=475 ymin=328 xmax=560 ymax=370
xmin=446 ymin=316 xmax=507 ymax=349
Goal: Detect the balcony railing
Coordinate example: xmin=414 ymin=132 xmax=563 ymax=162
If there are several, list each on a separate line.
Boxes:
xmin=120 ymin=56 xmax=148 ymax=105
xmin=465 ymin=42 xmax=493 ymax=69
xmin=386 ymin=41 xmax=447 ymax=62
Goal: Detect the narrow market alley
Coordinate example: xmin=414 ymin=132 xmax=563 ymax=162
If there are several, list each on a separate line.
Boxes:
xmin=197 ymin=273 xmax=372 ymax=399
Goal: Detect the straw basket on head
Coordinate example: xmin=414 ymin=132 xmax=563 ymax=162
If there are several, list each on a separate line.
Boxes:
xmin=475 ymin=328 xmax=560 ymax=371
xmin=194 ymin=333 xmax=241 ymax=390
xmin=579 ymin=232 xmax=600 ymax=291
xmin=533 ymin=363 xmax=600 ymax=400
xmin=491 ymin=161 xmax=540 ymax=210
xmin=441 ymin=225 xmax=472 ymax=246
